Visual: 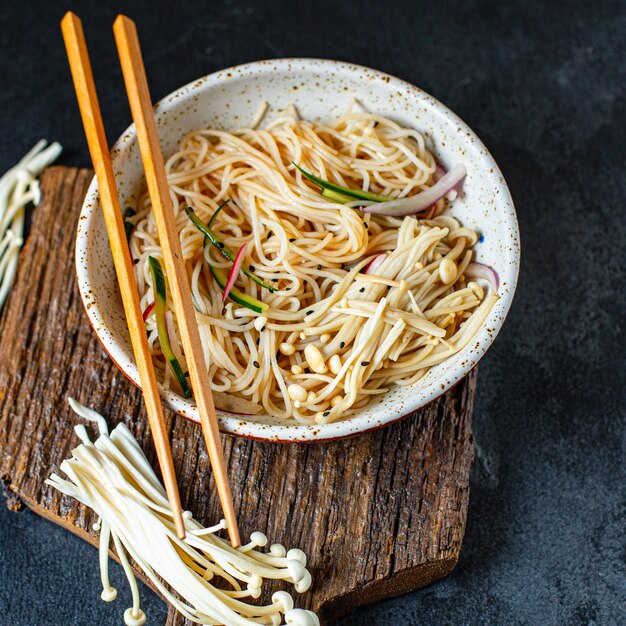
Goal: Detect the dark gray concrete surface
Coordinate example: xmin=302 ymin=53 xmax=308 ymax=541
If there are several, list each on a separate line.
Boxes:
xmin=0 ymin=0 xmax=624 ymax=624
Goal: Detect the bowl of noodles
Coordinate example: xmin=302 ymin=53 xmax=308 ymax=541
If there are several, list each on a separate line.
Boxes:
xmin=75 ymin=58 xmax=519 ymax=442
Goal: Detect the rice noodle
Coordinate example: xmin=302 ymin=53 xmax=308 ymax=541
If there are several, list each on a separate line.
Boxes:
xmin=128 ymin=109 xmax=497 ymax=424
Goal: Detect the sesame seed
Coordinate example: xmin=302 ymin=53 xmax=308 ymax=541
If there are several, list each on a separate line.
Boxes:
xmin=289 ymin=238 xmax=296 ymax=242
xmin=249 ymin=265 xmax=255 ymax=273
xmin=256 ymin=338 xmax=260 ymax=345
xmin=317 ymin=264 xmax=322 ymax=270
xmin=359 ymin=287 xmax=365 ymax=293
xmin=361 ymin=361 xmax=370 ymax=367
xmin=306 ymin=310 xmax=313 ymax=315
xmin=323 ymin=411 xmax=330 ymax=417
xmin=340 ymin=341 xmax=345 ymax=348
xmin=216 ymin=241 xmax=224 ymax=249
xmin=253 ymin=361 xmax=260 ymax=368
xmin=133 ymin=258 xmax=139 ymax=264
xmin=271 ymin=278 xmax=278 ymax=282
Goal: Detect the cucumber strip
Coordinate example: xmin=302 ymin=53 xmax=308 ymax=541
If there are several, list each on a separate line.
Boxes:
xmin=209 ymin=264 xmax=268 ymax=314
xmin=186 ymin=205 xmax=235 ymax=261
xmin=293 ymin=162 xmax=394 ymax=203
xmin=148 ymin=256 xmax=192 ymax=398
xmin=185 ymin=205 xmax=275 ymax=292
xmin=207 ymin=199 xmax=230 ymax=229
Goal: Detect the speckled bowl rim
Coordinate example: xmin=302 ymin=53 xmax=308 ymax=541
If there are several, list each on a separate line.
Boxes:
xmin=76 ymin=58 xmax=520 ymax=443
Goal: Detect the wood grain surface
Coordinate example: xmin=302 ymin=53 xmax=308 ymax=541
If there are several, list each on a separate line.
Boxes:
xmin=0 ymin=166 xmax=476 ymax=625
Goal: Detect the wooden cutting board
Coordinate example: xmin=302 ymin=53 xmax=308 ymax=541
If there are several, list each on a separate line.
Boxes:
xmin=0 ymin=166 xmax=476 ymax=625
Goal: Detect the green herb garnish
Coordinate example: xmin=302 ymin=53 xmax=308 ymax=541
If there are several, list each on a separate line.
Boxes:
xmin=293 ymin=163 xmax=394 ymax=203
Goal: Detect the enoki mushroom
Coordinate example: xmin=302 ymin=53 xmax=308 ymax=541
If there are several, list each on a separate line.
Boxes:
xmin=0 ymin=139 xmax=62 ymax=310
xmin=47 ymin=399 xmax=319 ymax=626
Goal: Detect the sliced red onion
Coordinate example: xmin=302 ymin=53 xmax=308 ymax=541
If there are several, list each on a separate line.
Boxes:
xmin=435 ymin=163 xmax=459 ymax=201
xmin=465 ymin=262 xmax=500 ymax=291
xmin=142 ymin=301 xmax=155 ymax=321
xmin=364 ymin=164 xmax=466 ymax=217
xmin=363 ymin=253 xmax=387 ymax=276
xmin=222 ymin=242 xmax=247 ymax=303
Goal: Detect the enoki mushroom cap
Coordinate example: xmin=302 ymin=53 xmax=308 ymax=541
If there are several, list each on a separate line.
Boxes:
xmin=250 ymin=531 xmax=268 ymax=547
xmin=295 ymin=570 xmax=313 ymax=593
xmin=285 ymin=608 xmax=321 ymax=626
xmin=272 ymin=590 xmax=294 ymax=613
xmin=124 ymin=607 xmax=146 ymax=626
xmin=270 ymin=543 xmax=287 ymax=557
xmin=286 ymin=559 xmax=307 ymax=584
xmin=100 ymin=587 xmax=117 ymax=602
xmin=287 ymin=548 xmax=307 ymax=566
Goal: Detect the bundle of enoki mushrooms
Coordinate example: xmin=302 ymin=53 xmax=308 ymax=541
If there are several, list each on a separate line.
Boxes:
xmin=47 ymin=399 xmax=318 ymax=626
xmin=0 ymin=140 xmax=62 ymax=311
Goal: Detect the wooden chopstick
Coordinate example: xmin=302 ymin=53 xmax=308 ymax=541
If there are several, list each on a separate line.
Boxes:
xmin=60 ymin=12 xmax=187 ymax=540
xmin=112 ymin=15 xmax=241 ymax=547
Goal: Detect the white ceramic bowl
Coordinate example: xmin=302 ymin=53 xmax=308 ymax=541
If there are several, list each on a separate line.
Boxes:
xmin=76 ymin=58 xmax=519 ymax=442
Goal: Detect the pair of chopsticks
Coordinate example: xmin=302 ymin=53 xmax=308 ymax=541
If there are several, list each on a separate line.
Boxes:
xmin=61 ymin=12 xmax=240 ymax=546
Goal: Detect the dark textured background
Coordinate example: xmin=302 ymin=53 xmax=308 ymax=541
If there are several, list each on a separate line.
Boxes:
xmin=1 ymin=0 xmax=624 ymax=624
